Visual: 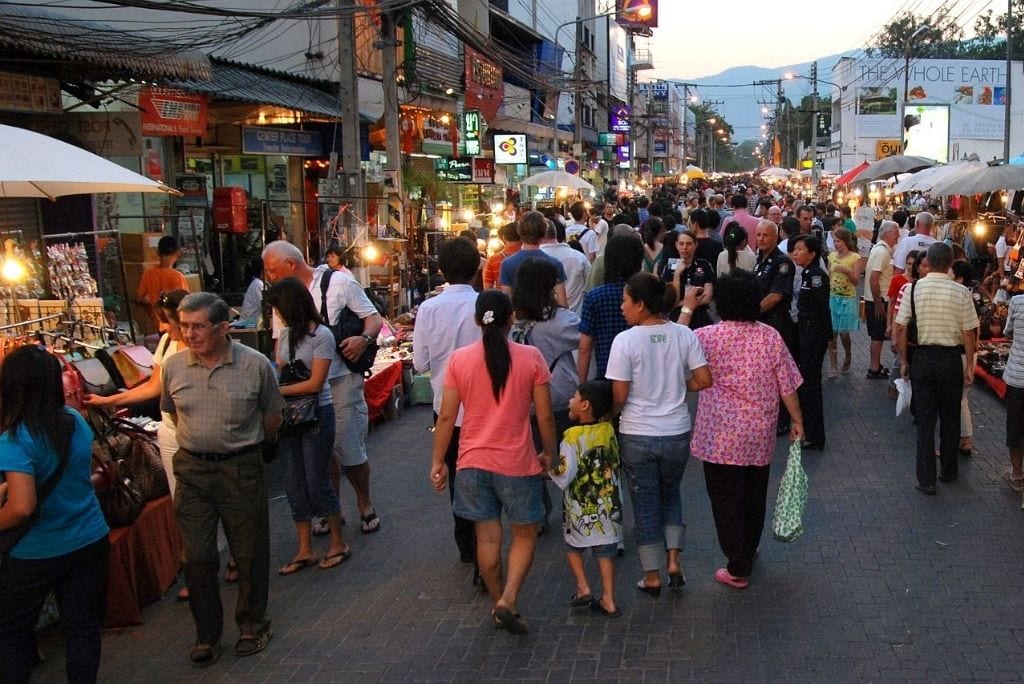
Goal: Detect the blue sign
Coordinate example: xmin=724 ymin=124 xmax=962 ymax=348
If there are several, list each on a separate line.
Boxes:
xmin=565 ymin=160 xmax=580 ymax=175
xmin=610 ymin=104 xmax=631 ymax=133
xmin=242 ymin=126 xmax=323 ymax=156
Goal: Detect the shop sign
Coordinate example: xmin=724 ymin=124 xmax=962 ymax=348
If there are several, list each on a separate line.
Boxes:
xmin=610 ymin=104 xmax=631 ymax=133
xmin=875 ymin=139 xmax=903 ymax=159
xmin=598 ymin=132 xmax=625 ymax=146
xmin=465 ymin=47 xmax=503 ymax=121
xmin=421 ymin=115 xmax=457 ymax=156
xmin=494 ymin=134 xmax=527 ymax=164
xmin=472 ymin=158 xmax=495 ymax=184
xmin=461 ymin=110 xmax=481 ymax=156
xmin=0 ymin=71 xmax=61 ymax=114
xmin=175 ymin=173 xmax=209 ymax=207
xmin=29 ymin=112 xmax=144 ymax=157
xmin=242 ymin=126 xmax=323 ymax=156
xmin=139 ymin=87 xmax=207 ymax=137
xmin=435 ymin=156 xmax=473 ymax=183
xmin=616 ymin=144 xmax=630 ymax=167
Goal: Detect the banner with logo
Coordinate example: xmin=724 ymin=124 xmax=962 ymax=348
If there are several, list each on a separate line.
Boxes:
xmin=139 ymin=87 xmax=208 ymax=137
xmin=494 ymin=134 xmax=527 ymax=164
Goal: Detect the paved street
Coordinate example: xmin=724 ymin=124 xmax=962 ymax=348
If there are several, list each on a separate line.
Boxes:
xmin=36 ymin=334 xmax=1024 ymax=683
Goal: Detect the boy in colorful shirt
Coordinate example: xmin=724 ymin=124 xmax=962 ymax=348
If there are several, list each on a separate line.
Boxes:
xmin=549 ymin=380 xmax=623 ymax=617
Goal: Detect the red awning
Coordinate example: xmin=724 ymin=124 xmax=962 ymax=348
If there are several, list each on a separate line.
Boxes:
xmin=835 ymin=161 xmax=870 ymax=186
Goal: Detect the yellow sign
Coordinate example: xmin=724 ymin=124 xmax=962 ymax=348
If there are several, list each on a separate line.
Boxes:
xmin=800 ymin=159 xmax=813 ymax=169
xmin=876 ymin=139 xmax=903 ymax=159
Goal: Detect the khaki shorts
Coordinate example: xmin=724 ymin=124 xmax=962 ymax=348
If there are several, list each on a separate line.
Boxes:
xmin=329 ymin=373 xmax=369 ymax=467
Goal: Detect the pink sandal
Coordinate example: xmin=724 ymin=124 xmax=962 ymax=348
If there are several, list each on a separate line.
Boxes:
xmin=714 ymin=568 xmax=749 ymax=589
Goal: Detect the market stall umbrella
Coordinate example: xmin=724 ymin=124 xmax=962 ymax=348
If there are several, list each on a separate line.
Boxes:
xmin=890 ymin=159 xmax=987 ymax=194
xmin=929 ymin=163 xmax=1024 ymax=196
xmin=854 ymin=155 xmax=936 ymax=183
xmin=0 ymin=124 xmax=180 ymax=200
xmin=684 ymin=164 xmax=705 ymax=179
xmin=759 ymin=167 xmax=791 ymax=178
xmin=519 ymin=169 xmax=595 ymax=191
xmin=835 ymin=161 xmax=871 ymax=186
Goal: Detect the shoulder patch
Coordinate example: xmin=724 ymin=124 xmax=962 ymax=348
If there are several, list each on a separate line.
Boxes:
xmin=778 ymin=262 xmax=790 ymax=275
xmin=811 ymin=275 xmax=822 ymax=287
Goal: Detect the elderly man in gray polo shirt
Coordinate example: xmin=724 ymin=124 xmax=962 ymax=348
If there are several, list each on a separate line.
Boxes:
xmin=162 ymin=292 xmax=285 ymax=665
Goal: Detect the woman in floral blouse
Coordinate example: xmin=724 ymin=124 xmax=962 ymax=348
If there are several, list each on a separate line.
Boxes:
xmin=692 ymin=270 xmax=803 ymax=589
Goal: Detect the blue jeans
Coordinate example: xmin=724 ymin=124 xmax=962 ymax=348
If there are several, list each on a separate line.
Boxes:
xmin=281 ymin=403 xmax=340 ymax=521
xmin=618 ymin=432 xmax=691 ymax=572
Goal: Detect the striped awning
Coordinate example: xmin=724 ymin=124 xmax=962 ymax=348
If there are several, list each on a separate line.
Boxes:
xmin=0 ymin=5 xmax=210 ymax=81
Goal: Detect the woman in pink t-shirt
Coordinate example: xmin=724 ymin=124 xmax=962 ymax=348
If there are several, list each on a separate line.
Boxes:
xmin=429 ymin=290 xmax=556 ymax=635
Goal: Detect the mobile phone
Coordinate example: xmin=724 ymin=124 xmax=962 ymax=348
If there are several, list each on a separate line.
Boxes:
xmin=668 ymin=258 xmax=680 ymax=271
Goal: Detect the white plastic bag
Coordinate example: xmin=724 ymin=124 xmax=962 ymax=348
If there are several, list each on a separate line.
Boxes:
xmin=895 ymin=378 xmax=912 ymax=417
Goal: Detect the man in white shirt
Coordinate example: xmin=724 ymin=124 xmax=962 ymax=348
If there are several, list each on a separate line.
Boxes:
xmin=540 ymin=219 xmax=591 ymax=313
xmin=413 ymin=237 xmax=482 ymax=563
xmin=263 ymin=240 xmax=384 ymax=534
xmin=865 ymin=221 xmax=899 ymax=378
xmin=995 ymin=225 xmax=1017 ymax=275
xmin=564 ymin=201 xmax=599 ymax=262
xmin=892 ymin=211 xmax=937 ymax=273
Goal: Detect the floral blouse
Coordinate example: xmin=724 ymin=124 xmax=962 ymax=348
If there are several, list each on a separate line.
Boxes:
xmin=692 ymin=321 xmax=803 ymax=466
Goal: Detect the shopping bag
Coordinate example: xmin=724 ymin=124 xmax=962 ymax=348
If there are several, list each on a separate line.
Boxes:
xmin=772 ymin=441 xmax=808 ymax=543
xmin=895 ymin=378 xmax=912 ymax=417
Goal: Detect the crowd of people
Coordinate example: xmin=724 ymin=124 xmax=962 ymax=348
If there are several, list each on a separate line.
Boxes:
xmin=1 ymin=178 xmax=1023 ymax=679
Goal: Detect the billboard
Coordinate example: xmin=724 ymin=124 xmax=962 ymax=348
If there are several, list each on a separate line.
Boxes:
xmin=853 ymin=58 xmax=1006 ymax=141
xmin=608 ymin=22 xmax=629 ymax=102
xmin=494 ymin=134 xmax=527 ymax=164
xmin=903 ymin=104 xmax=949 ymax=162
xmin=616 ymin=0 xmax=657 ymax=29
xmin=610 ymin=104 xmax=631 ymax=133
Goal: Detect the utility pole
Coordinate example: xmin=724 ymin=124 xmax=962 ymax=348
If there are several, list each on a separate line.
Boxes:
xmin=810 ymin=60 xmax=819 ymax=186
xmin=681 ymin=84 xmax=689 ymax=169
xmin=380 ymin=9 xmax=404 ymax=237
xmin=777 ymin=79 xmax=785 ymax=168
xmin=336 ymin=0 xmax=366 ymax=279
xmin=1004 ymin=0 xmax=1013 ymax=162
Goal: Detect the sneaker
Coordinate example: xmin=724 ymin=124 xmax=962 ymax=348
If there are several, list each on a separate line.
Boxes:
xmin=1003 ymin=468 xmax=1024 ymax=493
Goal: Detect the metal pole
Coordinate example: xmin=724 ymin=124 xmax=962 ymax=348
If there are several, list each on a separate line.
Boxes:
xmin=381 ymin=10 xmax=404 ymax=236
xmin=337 ymin=0 xmax=366 ymax=284
xmin=1005 ymin=0 xmax=1013 ymax=162
xmin=811 ymin=61 xmax=819 ymax=186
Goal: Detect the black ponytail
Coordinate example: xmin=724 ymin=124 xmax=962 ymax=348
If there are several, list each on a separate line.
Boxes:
xmin=476 ymin=289 xmax=512 ymax=402
xmin=625 ymin=272 xmax=677 ymax=316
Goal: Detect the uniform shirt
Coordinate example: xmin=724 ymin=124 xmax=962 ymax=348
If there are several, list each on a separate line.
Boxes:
xmin=864 ymin=242 xmax=893 ymax=303
xmin=549 ymin=421 xmax=622 ymax=549
xmin=668 ymin=258 xmax=716 ymax=329
xmin=755 ymin=247 xmax=795 ymax=326
xmin=162 ymin=340 xmax=286 ymax=453
xmin=894 ymin=272 xmax=979 ymax=346
xmin=413 ymin=283 xmax=481 ymax=422
xmin=797 ymin=262 xmax=832 ymax=336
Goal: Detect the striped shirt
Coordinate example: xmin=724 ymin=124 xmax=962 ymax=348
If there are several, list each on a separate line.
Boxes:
xmin=894 ymin=272 xmax=979 ymax=346
xmin=1003 ymin=294 xmax=1024 ymax=388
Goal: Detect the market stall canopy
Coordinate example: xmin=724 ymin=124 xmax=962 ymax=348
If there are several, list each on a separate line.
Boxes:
xmin=759 ymin=167 xmax=791 ymax=178
xmin=0 ymin=125 xmax=181 ymax=200
xmin=890 ymin=159 xmax=987 ymax=194
xmin=835 ymin=161 xmax=871 ymax=186
xmin=684 ymin=164 xmax=705 ymax=179
xmin=854 ymin=155 xmax=936 ymax=183
xmin=520 ymin=170 xmax=594 ymax=191
xmin=929 ymin=163 xmax=1024 ymax=197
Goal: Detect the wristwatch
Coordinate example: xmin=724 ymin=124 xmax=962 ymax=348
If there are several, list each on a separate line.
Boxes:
xmin=679 ymin=306 xmax=694 ymax=317
xmin=361 ymin=334 xmax=375 ymax=345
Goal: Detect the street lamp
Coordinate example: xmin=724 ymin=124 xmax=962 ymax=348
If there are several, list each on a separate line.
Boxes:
xmin=902 ymin=24 xmax=931 ymax=104
xmin=549 ymin=5 xmax=652 ymax=156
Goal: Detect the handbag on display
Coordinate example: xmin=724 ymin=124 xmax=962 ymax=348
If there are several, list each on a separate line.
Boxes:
xmin=90 ymin=412 xmax=169 ymax=502
xmin=56 ymin=353 xmax=85 ymax=412
xmin=772 ymin=441 xmax=809 ymax=543
xmin=318 ymin=271 xmax=378 ymax=375
xmin=0 ymin=448 xmax=69 ymax=555
xmin=72 ymin=357 xmax=118 ymax=396
xmin=92 ymin=457 xmax=145 ymax=529
xmin=94 ymin=345 xmax=127 ymax=389
xmin=111 ymin=345 xmax=154 ymax=389
xmin=278 ymin=343 xmax=319 ymax=437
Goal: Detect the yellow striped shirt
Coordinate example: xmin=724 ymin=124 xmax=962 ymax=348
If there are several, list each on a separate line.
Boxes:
xmin=894 ymin=272 xmax=979 ymax=346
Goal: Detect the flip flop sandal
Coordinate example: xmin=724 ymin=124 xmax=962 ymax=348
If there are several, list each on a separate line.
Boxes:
xmin=360 ymin=510 xmax=381 ymax=534
xmin=589 ymin=600 xmax=622 ymax=618
xmin=277 ymin=558 xmax=318 ymax=576
xmin=569 ymin=592 xmax=593 ymax=607
xmin=492 ymin=607 xmax=529 ymax=635
xmin=318 ymin=548 xmax=352 ymax=570
xmin=234 ymin=628 xmax=272 ymax=658
xmin=668 ymin=571 xmax=686 ymax=588
xmin=189 ymin=642 xmax=221 ymax=668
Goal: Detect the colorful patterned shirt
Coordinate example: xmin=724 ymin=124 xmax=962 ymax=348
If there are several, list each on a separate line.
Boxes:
xmin=578 ymin=280 xmax=629 ymax=379
xmin=549 ymin=421 xmax=622 ymax=548
xmin=692 ymin=322 xmax=802 ymax=466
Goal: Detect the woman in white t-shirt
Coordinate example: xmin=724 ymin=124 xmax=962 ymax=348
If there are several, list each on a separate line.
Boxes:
xmin=267 ymin=278 xmax=350 ymax=574
xmin=605 ymin=273 xmax=712 ymax=596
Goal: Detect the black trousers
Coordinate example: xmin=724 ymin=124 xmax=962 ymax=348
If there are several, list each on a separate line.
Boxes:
xmin=911 ymin=346 xmax=963 ymax=486
xmin=435 ymin=413 xmax=475 ymax=559
xmin=702 ymin=461 xmax=771 ymax=578
xmin=0 ymin=536 xmax=109 ymax=684
xmin=797 ymin=327 xmax=829 ymax=444
xmin=769 ymin=317 xmax=798 ymax=430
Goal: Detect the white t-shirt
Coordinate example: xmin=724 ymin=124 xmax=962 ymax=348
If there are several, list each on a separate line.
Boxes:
xmin=892 ymin=234 xmax=936 ymax=271
xmin=276 ymin=324 xmax=336 ymax=406
xmin=605 ymin=322 xmax=708 ymax=436
xmin=996 ymin=235 xmax=1010 ymax=271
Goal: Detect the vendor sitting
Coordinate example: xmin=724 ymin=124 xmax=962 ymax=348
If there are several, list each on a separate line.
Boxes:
xmin=135 ymin=236 xmax=189 ymax=333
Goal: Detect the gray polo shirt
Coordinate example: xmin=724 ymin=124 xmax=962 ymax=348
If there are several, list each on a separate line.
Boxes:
xmin=161 ymin=340 xmax=285 ymax=453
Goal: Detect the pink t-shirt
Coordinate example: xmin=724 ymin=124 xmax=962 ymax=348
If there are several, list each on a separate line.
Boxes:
xmin=445 ymin=340 xmax=552 ymax=476
xmin=691 ymin=322 xmax=802 ymax=466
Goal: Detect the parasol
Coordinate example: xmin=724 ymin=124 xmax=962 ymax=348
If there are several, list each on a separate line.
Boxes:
xmin=519 ymin=170 xmax=595 ymax=191
xmin=835 ymin=161 xmax=870 ymax=186
xmin=853 ymin=155 xmax=936 ymax=183
xmin=890 ymin=160 xmax=987 ymax=194
xmin=0 ymin=124 xmax=180 ymax=200
xmin=759 ymin=167 xmax=791 ymax=178
xmin=929 ymin=163 xmax=1024 ymax=196
xmin=684 ymin=164 xmax=705 ymax=179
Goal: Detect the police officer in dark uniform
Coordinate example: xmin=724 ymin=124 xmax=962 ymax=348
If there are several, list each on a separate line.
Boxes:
xmin=753 ymin=219 xmax=797 ymax=434
xmin=790 ymin=234 xmax=831 ymax=450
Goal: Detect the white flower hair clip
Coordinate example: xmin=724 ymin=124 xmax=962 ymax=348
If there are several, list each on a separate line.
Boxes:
xmin=482 ymin=310 xmax=495 ymax=325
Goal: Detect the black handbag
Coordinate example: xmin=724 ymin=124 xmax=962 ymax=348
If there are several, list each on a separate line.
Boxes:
xmin=94 ymin=345 xmax=127 ymax=389
xmin=319 ymin=270 xmax=378 ymax=374
xmin=0 ymin=448 xmax=69 ymax=556
xmin=278 ymin=341 xmax=319 ymax=437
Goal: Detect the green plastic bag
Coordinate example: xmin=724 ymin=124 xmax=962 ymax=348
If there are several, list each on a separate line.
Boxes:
xmin=772 ymin=441 xmax=808 ymax=543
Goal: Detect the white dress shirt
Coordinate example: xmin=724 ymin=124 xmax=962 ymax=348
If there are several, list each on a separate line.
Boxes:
xmin=540 ymin=241 xmax=592 ymax=313
xmin=412 ymin=283 xmax=481 ymax=423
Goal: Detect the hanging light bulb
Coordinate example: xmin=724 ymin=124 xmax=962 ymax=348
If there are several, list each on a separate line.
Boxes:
xmin=1 ymin=256 xmax=26 ymax=283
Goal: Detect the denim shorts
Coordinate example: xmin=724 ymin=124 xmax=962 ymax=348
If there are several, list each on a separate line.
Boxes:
xmin=453 ymin=468 xmax=544 ymax=524
xmin=566 ymin=542 xmax=619 ymax=559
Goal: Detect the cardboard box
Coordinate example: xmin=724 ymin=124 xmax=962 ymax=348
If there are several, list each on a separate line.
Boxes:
xmin=120 ymin=232 xmax=166 ymax=263
xmin=122 ymin=260 xmax=159 ymax=294
xmin=184 ymin=273 xmax=202 ymax=292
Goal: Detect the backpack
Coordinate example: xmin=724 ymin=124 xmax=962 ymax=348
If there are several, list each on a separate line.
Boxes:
xmin=568 ymin=227 xmax=592 ymax=254
xmin=318 ymin=270 xmax=378 ymax=375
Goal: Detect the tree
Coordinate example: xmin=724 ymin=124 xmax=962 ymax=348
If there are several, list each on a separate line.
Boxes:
xmin=973 ymin=1 xmax=1024 ymax=61
xmin=866 ymin=4 xmax=965 ymax=59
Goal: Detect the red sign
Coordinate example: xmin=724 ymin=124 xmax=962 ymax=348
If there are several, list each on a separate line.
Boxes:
xmin=139 ymin=87 xmax=208 ymax=137
xmin=472 ymin=158 xmax=495 ymax=184
xmin=464 ymin=47 xmax=503 ymax=121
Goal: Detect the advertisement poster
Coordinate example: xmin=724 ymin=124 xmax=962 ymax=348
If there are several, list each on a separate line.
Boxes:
xmin=494 ymin=134 xmax=527 ymax=164
xmin=903 ymin=104 xmax=949 ymax=162
xmin=854 ymin=58 xmax=1006 ymax=141
xmin=616 ymin=0 xmax=657 ymax=28
xmin=610 ymin=104 xmax=631 ymax=133
xmin=608 ymin=23 xmax=629 ymax=102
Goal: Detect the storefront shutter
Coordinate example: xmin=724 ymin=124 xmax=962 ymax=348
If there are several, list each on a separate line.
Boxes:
xmin=0 ymin=199 xmax=41 ymax=236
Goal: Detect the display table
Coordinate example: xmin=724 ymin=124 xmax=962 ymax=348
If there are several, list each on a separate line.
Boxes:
xmin=975 ymin=365 xmax=1007 ymax=399
xmin=105 ymin=495 xmax=182 ymax=628
xmin=365 ymin=360 xmax=403 ymax=421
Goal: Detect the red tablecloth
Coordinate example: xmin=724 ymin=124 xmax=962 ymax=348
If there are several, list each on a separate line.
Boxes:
xmin=105 ymin=495 xmax=182 ymax=628
xmin=975 ymin=365 xmax=1007 ymax=400
xmin=365 ymin=360 xmax=403 ymax=421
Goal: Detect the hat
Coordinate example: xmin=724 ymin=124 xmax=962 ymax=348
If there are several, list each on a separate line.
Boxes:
xmin=157 ymin=235 xmax=180 ymax=256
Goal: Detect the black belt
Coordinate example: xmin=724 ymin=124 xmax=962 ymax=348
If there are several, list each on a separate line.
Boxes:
xmin=917 ymin=344 xmax=965 ymax=353
xmin=186 ymin=446 xmax=259 ymax=462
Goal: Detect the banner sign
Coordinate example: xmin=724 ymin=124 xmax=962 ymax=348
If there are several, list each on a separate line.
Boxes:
xmin=465 ymin=46 xmax=503 ymax=121
xmin=461 ymin=110 xmax=481 ymax=156
xmin=30 ymin=112 xmax=144 ymax=157
xmin=472 ymin=158 xmax=495 ymax=184
xmin=242 ymin=126 xmax=323 ymax=156
xmin=494 ymin=134 xmax=527 ymax=164
xmin=875 ymin=139 xmax=903 ymax=159
xmin=435 ymin=157 xmax=473 ymax=183
xmin=610 ymin=104 xmax=631 ymax=133
xmin=139 ymin=87 xmax=207 ymax=137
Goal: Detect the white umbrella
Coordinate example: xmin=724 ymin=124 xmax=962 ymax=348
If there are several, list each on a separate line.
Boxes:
xmin=760 ymin=167 xmax=791 ymax=178
xmin=684 ymin=164 xmax=705 ymax=179
xmin=519 ymin=169 xmax=594 ymax=191
xmin=855 ymin=155 xmax=936 ymax=182
xmin=929 ymin=163 xmax=1024 ymax=196
xmin=890 ymin=160 xmax=987 ymax=194
xmin=0 ymin=124 xmax=180 ymax=200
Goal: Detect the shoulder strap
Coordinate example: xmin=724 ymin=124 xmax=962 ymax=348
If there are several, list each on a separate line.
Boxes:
xmin=318 ymin=269 xmax=334 ymax=323
xmin=157 ymin=334 xmax=171 ymax=358
xmin=34 ymin=414 xmax=73 ymax=509
xmin=910 ymin=281 xmax=918 ymax=323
